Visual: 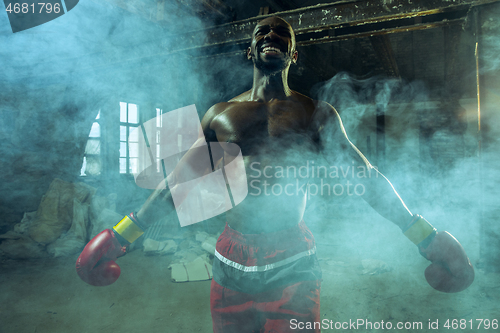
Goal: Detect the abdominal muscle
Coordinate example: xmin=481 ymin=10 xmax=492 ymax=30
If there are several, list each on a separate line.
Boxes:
xmin=224 ymin=155 xmax=308 ymax=234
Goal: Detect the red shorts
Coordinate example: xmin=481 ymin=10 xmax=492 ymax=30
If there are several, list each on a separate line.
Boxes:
xmin=210 ymin=221 xmax=322 ymax=333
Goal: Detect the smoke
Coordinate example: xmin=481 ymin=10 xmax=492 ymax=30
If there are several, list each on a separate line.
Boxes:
xmin=311 ymin=73 xmax=430 ymax=138
xmin=481 ymin=17 xmax=500 ymax=73
xmin=0 ymin=4 xmax=499 ymax=333
xmin=302 ymin=58 xmax=500 ymax=328
xmin=0 ymin=0 xmax=241 ymax=112
xmin=0 ymin=1 xmax=254 ymax=219
xmin=305 ymin=70 xmax=488 ymax=267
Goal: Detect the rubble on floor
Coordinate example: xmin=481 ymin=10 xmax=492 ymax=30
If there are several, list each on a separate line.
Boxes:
xmin=0 ymin=178 xmax=222 ymax=284
xmin=142 ymin=225 xmax=219 ymax=282
xmin=0 ymin=179 xmax=97 ymax=259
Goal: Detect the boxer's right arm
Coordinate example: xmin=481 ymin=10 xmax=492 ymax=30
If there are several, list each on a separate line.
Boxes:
xmin=75 ymin=146 xmax=205 ymax=287
xmin=138 ymin=103 xmax=222 ymax=223
xmin=76 ymin=104 xmax=222 ymax=286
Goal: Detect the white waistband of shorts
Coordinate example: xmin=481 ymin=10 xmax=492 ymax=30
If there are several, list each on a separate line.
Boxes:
xmin=214 ymin=246 xmax=316 ymax=273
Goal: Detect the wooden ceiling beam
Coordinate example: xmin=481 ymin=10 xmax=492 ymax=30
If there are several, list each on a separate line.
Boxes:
xmin=162 ymin=0 xmax=499 ymax=53
xmin=9 ymin=0 xmax=499 ymax=80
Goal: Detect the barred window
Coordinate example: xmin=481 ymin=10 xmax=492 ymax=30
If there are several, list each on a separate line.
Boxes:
xmin=80 ymin=111 xmax=101 ymax=176
xmin=119 ymin=102 xmax=140 ymax=174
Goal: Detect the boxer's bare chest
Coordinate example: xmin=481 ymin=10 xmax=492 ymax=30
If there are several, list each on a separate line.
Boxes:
xmin=209 ymin=100 xmax=317 ymax=155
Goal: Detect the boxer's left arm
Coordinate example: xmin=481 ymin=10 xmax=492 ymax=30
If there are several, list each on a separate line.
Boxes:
xmin=313 ymin=101 xmax=474 ymax=293
xmin=311 ymin=101 xmax=411 ymax=228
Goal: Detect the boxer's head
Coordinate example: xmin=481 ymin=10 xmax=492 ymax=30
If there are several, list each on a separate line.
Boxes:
xmin=247 ymin=16 xmax=298 ymax=75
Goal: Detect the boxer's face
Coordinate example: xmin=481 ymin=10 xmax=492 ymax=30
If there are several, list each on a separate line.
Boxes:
xmin=247 ymin=17 xmax=298 ymax=74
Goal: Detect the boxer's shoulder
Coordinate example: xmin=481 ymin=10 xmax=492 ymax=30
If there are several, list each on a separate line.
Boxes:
xmin=308 ymin=100 xmax=340 ymax=131
xmin=201 ymin=102 xmax=232 ymax=128
xmin=228 ymin=90 xmax=252 ymax=102
xmin=201 ymin=103 xmax=231 ymax=141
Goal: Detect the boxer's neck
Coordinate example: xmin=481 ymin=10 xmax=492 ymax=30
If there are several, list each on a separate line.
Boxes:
xmin=249 ymin=67 xmax=292 ymax=102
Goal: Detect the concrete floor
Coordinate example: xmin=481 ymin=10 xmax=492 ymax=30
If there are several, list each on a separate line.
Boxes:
xmin=1 ymin=231 xmax=498 ymax=333
xmin=0 ymin=201 xmax=497 ymax=333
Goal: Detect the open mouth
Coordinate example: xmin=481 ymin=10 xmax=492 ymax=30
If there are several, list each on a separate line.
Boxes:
xmin=261 ymin=45 xmax=283 ymax=56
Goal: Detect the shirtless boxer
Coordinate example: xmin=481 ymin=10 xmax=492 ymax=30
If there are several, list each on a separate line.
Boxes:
xmin=76 ymin=16 xmax=475 ymax=333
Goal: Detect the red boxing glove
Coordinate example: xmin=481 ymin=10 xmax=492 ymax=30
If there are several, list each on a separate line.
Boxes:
xmin=75 ymin=229 xmax=126 ymax=286
xmin=419 ymin=231 xmax=474 ymax=293
xmin=76 ymin=213 xmax=146 ymax=286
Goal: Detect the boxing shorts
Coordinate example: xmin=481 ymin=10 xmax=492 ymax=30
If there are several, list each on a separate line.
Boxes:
xmin=210 ymin=221 xmax=322 ymax=333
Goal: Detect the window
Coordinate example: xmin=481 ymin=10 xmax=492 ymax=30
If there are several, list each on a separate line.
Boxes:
xmin=120 ymin=102 xmax=140 ymax=174
xmin=80 ymin=111 xmax=101 ymax=176
xmin=152 ymin=107 xmax=182 ymax=177
xmin=155 ymin=107 xmax=163 ymax=174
